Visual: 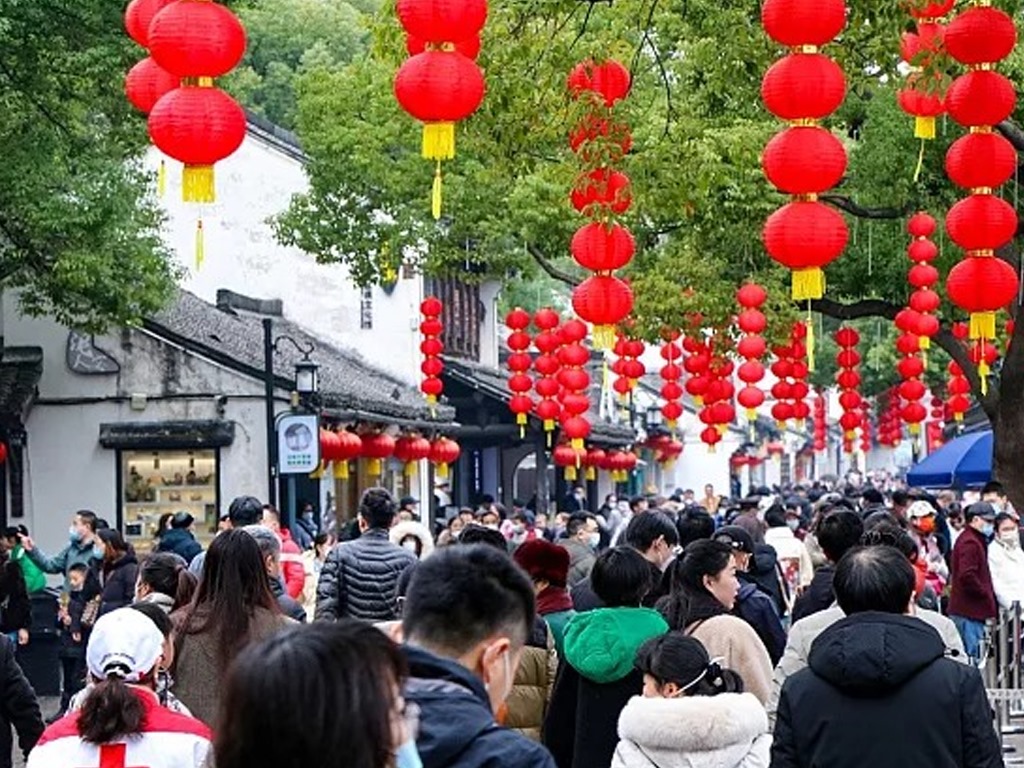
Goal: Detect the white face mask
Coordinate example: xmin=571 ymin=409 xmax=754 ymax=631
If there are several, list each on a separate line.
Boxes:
xmin=588 ymin=532 xmax=601 ymax=550
xmin=1000 ymin=531 xmax=1019 ymax=547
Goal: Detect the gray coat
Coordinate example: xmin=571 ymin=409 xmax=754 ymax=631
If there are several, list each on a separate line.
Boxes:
xmin=314 ymin=529 xmax=416 ymax=622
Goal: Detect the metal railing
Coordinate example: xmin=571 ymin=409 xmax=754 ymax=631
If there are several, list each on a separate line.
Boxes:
xmin=984 ymin=602 xmax=1024 ymax=763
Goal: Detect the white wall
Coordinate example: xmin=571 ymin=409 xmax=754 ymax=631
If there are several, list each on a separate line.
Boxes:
xmin=150 ymin=136 xmax=425 ymax=385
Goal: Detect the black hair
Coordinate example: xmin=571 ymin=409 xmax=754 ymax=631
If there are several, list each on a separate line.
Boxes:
xmin=995 ymin=513 xmax=1017 ymax=530
xmin=676 ymin=508 xmax=715 ymax=548
xmin=566 ymin=513 xmax=594 ymax=537
xmin=834 ymin=546 xmax=915 ymax=615
xmin=130 ymin=601 xmax=173 ymax=638
xmin=359 ymin=488 xmax=397 ymax=529
xmin=635 ymin=632 xmax=743 ymax=696
xmin=216 ymin=621 xmax=406 ymax=768
xmin=861 ymin=487 xmax=884 ymax=505
xmin=79 ymin=675 xmax=146 ymax=744
xmin=458 ymin=524 xmax=508 ymax=552
xmin=139 ymin=552 xmax=197 ymax=611
xmin=891 ymin=490 xmax=911 ymax=508
xmin=763 ymin=504 xmax=787 ymax=529
xmin=657 ymin=540 xmax=734 ymax=630
xmin=624 ymin=511 xmax=679 ymax=552
xmin=863 ymin=511 xmax=905 ymax=532
xmin=629 ymin=496 xmax=646 ymax=512
xmin=68 ymin=562 xmax=91 ymax=575
xmin=98 ymin=528 xmax=129 ymax=556
xmin=2 ymin=527 xmax=19 ymax=539
xmin=76 ymin=510 xmax=98 ymax=533
xmin=155 ymin=513 xmax=174 ymax=538
xmin=313 ymin=533 xmax=331 ymax=548
xmin=177 ymin=529 xmax=279 ymax=667
xmin=402 ymin=545 xmax=535 ymax=656
xmin=817 ymin=511 xmax=865 ymax=563
xmin=860 ymin=523 xmax=917 ymax=561
xmin=983 ymin=481 xmax=1005 ymax=497
xmin=591 ymin=547 xmax=653 ymax=607
xmin=229 ymin=496 xmax=263 ymax=527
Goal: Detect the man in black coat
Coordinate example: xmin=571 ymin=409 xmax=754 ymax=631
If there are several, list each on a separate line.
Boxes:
xmin=772 ymin=545 xmax=1002 ymax=768
xmin=791 ymin=509 xmax=864 ymax=622
xmin=0 ymin=635 xmax=43 ymax=768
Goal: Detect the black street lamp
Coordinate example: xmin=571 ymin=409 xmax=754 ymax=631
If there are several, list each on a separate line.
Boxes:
xmin=645 ymin=403 xmax=664 ymax=433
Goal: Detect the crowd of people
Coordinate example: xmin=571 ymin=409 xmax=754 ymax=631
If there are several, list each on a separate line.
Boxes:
xmin=0 ymin=476 xmax=1016 ymax=767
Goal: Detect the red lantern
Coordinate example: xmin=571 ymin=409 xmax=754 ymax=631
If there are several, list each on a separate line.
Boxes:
xmin=125 ymin=58 xmax=178 ymax=115
xmin=420 ymin=297 xmax=444 ymax=405
xmin=329 ymin=430 xmax=362 ymax=480
xmin=148 ymin=86 xmax=247 ymax=203
xmin=761 ymin=0 xmax=845 ymax=47
xmin=396 ymin=0 xmax=487 ymax=43
xmin=947 ymin=257 xmax=1019 ymax=341
xmin=570 ymin=169 xmax=632 ymax=215
xmin=570 ymin=223 xmax=635 ymax=272
xmin=761 ymin=55 xmax=846 ymax=121
xmin=944 ymin=7 xmax=1016 ymax=66
xmin=148 ymin=1 xmax=247 ymax=78
xmin=361 ymin=433 xmax=396 ymax=477
xmin=946 ymin=132 xmax=1017 ymax=191
xmin=582 ymin=447 xmax=606 ymax=480
xmin=946 ymin=71 xmax=1016 ymax=127
xmin=394 ymin=435 xmax=432 ymax=477
xmin=945 ymin=195 xmax=1017 ymax=252
xmin=429 ymin=436 xmax=461 ymax=478
xmin=762 ymin=127 xmax=847 ymax=194
xmin=567 ymin=59 xmax=631 ymax=106
xmin=571 ymin=276 xmax=633 ymax=349
xmin=763 ymin=201 xmax=849 ymax=300
xmin=124 ymin=0 xmax=176 ymax=47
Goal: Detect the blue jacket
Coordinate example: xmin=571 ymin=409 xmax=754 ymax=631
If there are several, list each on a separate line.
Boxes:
xmin=155 ymin=529 xmax=203 ymax=564
xmin=403 ymin=645 xmax=556 ymax=768
xmin=735 ymin=581 xmax=787 ymax=664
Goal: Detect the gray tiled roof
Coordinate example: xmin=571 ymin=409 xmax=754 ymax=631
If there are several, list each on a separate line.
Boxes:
xmin=145 ymin=291 xmax=455 ymax=424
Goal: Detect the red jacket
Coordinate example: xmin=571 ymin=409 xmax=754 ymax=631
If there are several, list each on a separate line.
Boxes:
xmin=279 ymin=529 xmax=305 ymax=599
xmin=949 ymin=526 xmax=998 ymax=621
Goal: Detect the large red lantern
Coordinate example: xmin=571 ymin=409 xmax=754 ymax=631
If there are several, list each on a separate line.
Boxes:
xmin=125 ymin=58 xmax=178 ymax=115
xmin=571 ymin=276 xmax=634 ymax=349
xmin=763 ymin=202 xmax=848 ymax=301
xmin=762 ymin=127 xmax=847 ymax=194
xmin=396 ymin=0 xmax=487 ymax=43
xmin=329 ymin=430 xmax=362 ymax=480
xmin=570 ymin=223 xmax=635 ymax=272
xmin=148 ymin=1 xmax=247 ymax=78
xmin=361 ymin=432 xmax=396 ymax=478
xmin=394 ymin=435 xmax=432 ymax=477
xmin=553 ymin=444 xmax=585 ymax=482
xmin=429 ymin=436 xmax=461 ymax=478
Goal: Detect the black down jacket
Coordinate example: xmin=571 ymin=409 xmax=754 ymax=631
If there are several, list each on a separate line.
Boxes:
xmin=314 ymin=528 xmax=416 ymax=622
xmin=772 ymin=611 xmax=1002 ymax=768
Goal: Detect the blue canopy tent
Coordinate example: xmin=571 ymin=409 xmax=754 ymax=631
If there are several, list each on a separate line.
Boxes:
xmin=906 ymin=430 xmax=993 ymax=489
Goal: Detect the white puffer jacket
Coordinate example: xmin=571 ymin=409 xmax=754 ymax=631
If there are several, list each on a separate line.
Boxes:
xmin=611 ymin=692 xmax=771 ymax=768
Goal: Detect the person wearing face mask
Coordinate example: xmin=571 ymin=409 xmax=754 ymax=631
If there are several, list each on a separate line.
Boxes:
xmin=948 ymin=502 xmax=999 ymax=665
xmin=20 ymin=510 xmax=101 ymax=589
xmin=559 ymin=513 xmax=600 ymax=588
xmin=988 ymin=512 xmax=1024 ymax=611
xmin=29 ymin=608 xmax=212 ymax=768
xmin=611 ymin=633 xmax=770 ymax=768
xmin=543 ymin=547 xmax=668 ymax=768
xmin=400 ymin=545 xmax=556 ymax=768
xmin=390 ymin=520 xmax=436 ymax=560
xmin=906 ymin=501 xmax=949 ymax=597
xmin=656 ymin=540 xmax=773 ymax=704
xmin=763 ymin=505 xmax=814 ymax=603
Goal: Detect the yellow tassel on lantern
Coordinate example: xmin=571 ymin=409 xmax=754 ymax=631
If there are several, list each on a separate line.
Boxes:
xmin=969 ymin=311 xmax=996 ymax=341
xmin=195 ymin=218 xmax=204 ymax=269
xmin=367 ymin=458 xmax=382 ymax=476
xmin=182 ymin=164 xmax=215 ymax=203
xmin=745 ymin=408 xmax=757 ymax=421
xmin=333 ymin=460 xmax=350 ymax=480
xmin=309 ymin=461 xmax=326 ymax=480
xmin=435 ymin=462 xmax=449 ymax=479
xmin=955 ymin=412 xmax=964 ymax=423
xmin=792 ymin=268 xmax=825 ymax=301
xmin=427 ymin=394 xmax=437 ymax=405
xmin=919 ymin=336 xmax=931 ymax=350
xmin=707 ymin=444 xmax=717 ymax=455
xmin=431 ymin=162 xmax=442 ymax=220
xmin=404 ymin=461 xmax=417 ymax=478
xmin=592 ymin=325 xmax=615 ymax=350
xmin=585 ymin=467 xmax=596 ymax=481
xmin=422 ymin=122 xmax=455 ymax=160
xmin=979 ymin=360 xmax=990 ymax=396
xmin=565 ymin=466 xmax=577 ymax=481
xmin=571 ymin=438 xmax=584 ymax=451
xmin=157 ymin=159 xmax=167 ymax=197
xmin=717 ymin=424 xmax=728 ymax=436
xmin=909 ymin=423 xmax=921 ymax=436
xmin=915 ymin=116 xmax=936 ymax=140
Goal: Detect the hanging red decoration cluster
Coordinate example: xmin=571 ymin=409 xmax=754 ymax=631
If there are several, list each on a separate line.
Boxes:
xmin=905 ymin=213 xmax=941 ymax=349
xmin=894 ymin=323 xmax=927 ymax=435
xmin=812 ymin=388 xmax=827 ymax=452
xmin=361 ymin=431 xmax=396 ymax=478
xmin=140 ymin=0 xmax=247 ymax=204
xmin=567 ymin=60 xmax=635 ymax=349
xmin=945 ymin=360 xmax=971 ymax=424
xmin=394 ymin=434 xmax=432 ymax=478
xmin=660 ymin=332 xmax=685 ymax=430
xmin=859 ymin=411 xmax=873 ymax=455
xmin=943 ymin=0 xmax=1019 ymax=380
xmin=319 ymin=429 xmax=363 ymax=480
xmin=698 ymin=334 xmax=735 ymax=451
xmin=124 ymin=0 xmax=179 ymax=118
xmin=926 ymin=395 xmax=945 ymax=450
xmin=394 ymin=0 xmax=487 ymax=219
xmin=649 ymin=434 xmax=684 ymax=468
xmin=430 ymin=435 xmax=461 ymax=479
xmin=770 ymin=324 xmax=810 ymax=427
xmin=582 ymin=447 xmax=605 ymax=481
xmin=897 ymin=2 xmax=950 ymax=139
xmin=603 ymin=449 xmax=638 ymax=483
xmin=877 ymin=389 xmax=903 ymax=448
xmin=612 ymin=333 xmax=646 ymax=400
xmin=420 ymin=296 xmax=444 ymax=405
xmin=505 ymin=308 xmax=534 ymax=436
xmin=683 ymin=334 xmax=708 ymax=406
xmin=736 ymin=283 xmax=767 ymax=423
xmin=532 ymin=308 xmax=562 ymax=445
xmin=557 ymin=319 xmax=592 ymax=452
xmin=760 ymin=0 xmax=849 ymax=301
xmin=834 ymin=327 xmax=862 ymax=450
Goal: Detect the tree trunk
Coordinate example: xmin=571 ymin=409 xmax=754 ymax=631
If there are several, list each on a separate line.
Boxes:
xmin=993 ymin=317 xmax=1024 ymax=512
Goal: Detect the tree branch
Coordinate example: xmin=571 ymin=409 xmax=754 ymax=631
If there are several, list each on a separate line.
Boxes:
xmin=527 ymin=243 xmax=578 ymax=286
xmin=997 ymin=120 xmax=1024 ymax=152
xmin=810 ymin=296 xmax=901 ymax=321
xmin=820 ymin=194 xmax=913 ymax=220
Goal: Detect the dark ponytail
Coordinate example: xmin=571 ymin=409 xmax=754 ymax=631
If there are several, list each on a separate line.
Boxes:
xmin=656 ymin=540 xmax=734 ymax=630
xmin=78 ymin=674 xmax=147 ymax=743
xmin=635 ymin=631 xmax=744 ymax=697
xmin=139 ymin=553 xmax=197 ymax=611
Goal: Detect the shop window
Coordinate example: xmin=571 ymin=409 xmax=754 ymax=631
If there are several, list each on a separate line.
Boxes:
xmin=122 ymin=449 xmax=218 ymax=550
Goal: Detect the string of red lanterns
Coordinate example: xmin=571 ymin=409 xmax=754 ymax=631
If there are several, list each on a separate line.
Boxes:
xmin=905 ymin=213 xmax=941 ymax=350
xmin=660 ymin=332 xmax=684 ymax=431
xmin=760 ymin=0 xmax=849 ymax=302
xmin=897 ymin=0 xmax=951 ymax=140
xmin=557 ymin=319 xmax=592 ymax=452
xmin=420 ymin=297 xmax=444 ymax=407
xmin=736 ymin=283 xmax=767 ymax=426
xmin=877 ymin=389 xmax=902 ymax=448
xmin=945 ymin=359 xmax=971 ymax=425
xmin=505 ymin=308 xmax=534 ymax=437
xmin=612 ymin=333 xmax=646 ymax=401
xmin=834 ymin=326 xmax=862 ymax=452
xmin=567 ymin=60 xmax=635 ymax=349
xmin=943 ymin=0 xmax=1019 ymax=392
xmin=812 ymin=388 xmax=827 ymax=453
xmin=394 ymin=0 xmax=487 ymax=219
xmin=532 ymin=308 xmax=562 ymax=446
xmin=788 ymin=322 xmax=811 ymax=426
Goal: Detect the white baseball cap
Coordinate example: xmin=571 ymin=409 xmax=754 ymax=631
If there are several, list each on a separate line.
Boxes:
xmin=86 ymin=608 xmax=164 ymax=683
xmin=907 ymin=500 xmax=936 ymax=519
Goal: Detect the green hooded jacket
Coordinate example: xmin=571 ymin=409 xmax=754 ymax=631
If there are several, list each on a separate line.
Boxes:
xmin=11 ymin=544 xmax=47 ymax=593
xmin=562 ymin=607 xmax=668 ymax=684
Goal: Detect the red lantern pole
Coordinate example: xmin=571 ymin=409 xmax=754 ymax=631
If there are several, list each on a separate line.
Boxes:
xmin=505 ymin=308 xmax=534 ymax=439
xmin=420 ymin=297 xmax=444 ymax=412
xmin=736 ymin=283 xmax=767 ymax=429
xmin=533 ymin=308 xmax=562 ymax=447
xmin=943 ymin=1 xmax=1019 ymax=393
xmin=834 ymin=327 xmax=861 ymax=453
xmin=761 ymin=0 xmax=849 ymax=302
xmin=660 ymin=332 xmax=684 ymax=432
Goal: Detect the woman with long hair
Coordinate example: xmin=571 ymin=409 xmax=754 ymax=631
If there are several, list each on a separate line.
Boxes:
xmin=656 ymin=540 xmax=773 ymax=704
xmin=95 ymin=530 xmax=138 ymax=615
xmin=135 ymin=553 xmax=196 ymax=615
xmin=171 ymin=529 xmax=293 ymax=725
xmin=612 ymin=632 xmax=770 ymax=768
xmin=28 ymin=608 xmax=211 ymax=768
xmin=216 ymin=621 xmax=417 ymax=768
